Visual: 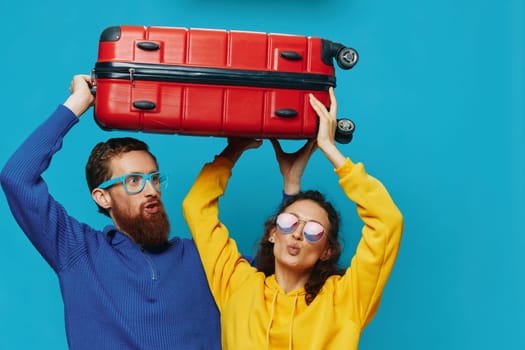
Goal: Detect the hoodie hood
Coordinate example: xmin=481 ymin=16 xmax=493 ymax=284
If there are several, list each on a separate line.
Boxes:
xmin=264 ymin=275 xmax=306 ymax=350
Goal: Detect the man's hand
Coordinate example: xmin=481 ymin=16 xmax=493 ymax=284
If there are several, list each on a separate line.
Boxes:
xmin=219 ymin=138 xmax=263 ymax=164
xmin=63 ymin=74 xmax=95 ymax=117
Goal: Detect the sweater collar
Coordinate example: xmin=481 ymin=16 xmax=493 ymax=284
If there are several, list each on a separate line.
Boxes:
xmin=103 ymin=225 xmax=172 ymax=253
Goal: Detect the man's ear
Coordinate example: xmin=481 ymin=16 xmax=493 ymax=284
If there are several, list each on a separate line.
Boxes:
xmin=320 ymin=247 xmax=333 ymax=261
xmin=91 ymin=188 xmax=112 ymax=210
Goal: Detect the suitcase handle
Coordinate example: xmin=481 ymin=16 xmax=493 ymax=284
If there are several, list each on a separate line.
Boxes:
xmin=274 ymin=108 xmax=298 ymax=118
xmin=133 ymin=100 xmax=156 ymax=110
xmin=137 ymin=41 xmax=160 ymax=51
xmin=279 ymin=51 xmax=303 ymax=61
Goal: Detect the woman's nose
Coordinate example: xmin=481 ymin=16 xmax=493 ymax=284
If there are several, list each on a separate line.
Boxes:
xmin=291 ymin=221 xmax=305 ymax=241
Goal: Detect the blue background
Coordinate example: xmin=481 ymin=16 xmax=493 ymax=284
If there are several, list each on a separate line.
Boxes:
xmin=1 ymin=0 xmax=523 ymax=349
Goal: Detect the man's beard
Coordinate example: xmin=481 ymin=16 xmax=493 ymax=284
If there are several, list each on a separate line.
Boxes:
xmin=112 ymin=200 xmax=170 ymax=246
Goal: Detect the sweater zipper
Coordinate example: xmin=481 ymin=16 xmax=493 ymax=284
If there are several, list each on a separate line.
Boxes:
xmin=140 ymin=247 xmax=158 ymax=281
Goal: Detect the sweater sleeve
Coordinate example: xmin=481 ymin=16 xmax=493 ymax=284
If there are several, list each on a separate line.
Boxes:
xmin=334 ymin=158 xmax=404 ymax=329
xmin=182 ymin=156 xmax=256 ymax=310
xmin=0 ymin=105 xmax=91 ymax=273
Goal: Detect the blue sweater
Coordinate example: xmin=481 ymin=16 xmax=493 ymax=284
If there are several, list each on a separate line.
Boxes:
xmin=0 ymin=105 xmax=221 ymax=349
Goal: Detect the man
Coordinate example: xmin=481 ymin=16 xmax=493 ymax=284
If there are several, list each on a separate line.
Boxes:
xmin=0 ymin=75 xmax=221 ymax=349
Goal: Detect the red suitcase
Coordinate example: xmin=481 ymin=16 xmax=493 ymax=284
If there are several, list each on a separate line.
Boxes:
xmin=92 ymin=25 xmax=358 ymax=143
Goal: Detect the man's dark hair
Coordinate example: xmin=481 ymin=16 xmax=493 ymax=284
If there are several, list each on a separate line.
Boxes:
xmin=85 ymin=137 xmax=158 ymax=216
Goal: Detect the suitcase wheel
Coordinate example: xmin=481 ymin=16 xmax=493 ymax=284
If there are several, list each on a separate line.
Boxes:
xmin=336 ymin=47 xmax=359 ymax=70
xmin=334 ymin=118 xmax=355 ymax=144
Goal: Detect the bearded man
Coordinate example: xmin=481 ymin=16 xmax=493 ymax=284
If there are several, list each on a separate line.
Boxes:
xmin=0 ymin=75 xmax=223 ymax=349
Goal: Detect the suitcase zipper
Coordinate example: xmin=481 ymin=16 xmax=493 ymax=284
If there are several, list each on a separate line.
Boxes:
xmin=94 ymin=62 xmax=335 ymax=91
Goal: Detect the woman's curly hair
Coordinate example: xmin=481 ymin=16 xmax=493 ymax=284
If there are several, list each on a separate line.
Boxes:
xmin=254 ymin=190 xmax=344 ymax=305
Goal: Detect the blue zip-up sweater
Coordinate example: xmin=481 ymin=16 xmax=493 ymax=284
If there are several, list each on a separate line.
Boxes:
xmin=0 ymin=105 xmax=221 ymax=349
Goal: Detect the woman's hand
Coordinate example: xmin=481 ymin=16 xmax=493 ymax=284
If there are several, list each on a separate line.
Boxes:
xmin=309 ymin=88 xmax=346 ymax=168
xmin=270 ymin=139 xmax=317 ymax=195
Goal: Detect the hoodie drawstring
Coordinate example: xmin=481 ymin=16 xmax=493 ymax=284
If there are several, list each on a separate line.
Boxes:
xmin=288 ymin=294 xmax=298 ymax=350
xmin=266 ymin=292 xmax=278 ymax=350
xmin=265 ymin=292 xmax=299 ymax=350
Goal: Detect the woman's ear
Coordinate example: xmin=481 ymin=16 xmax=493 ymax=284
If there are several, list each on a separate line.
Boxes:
xmin=320 ymin=247 xmax=333 ymax=261
xmin=268 ymin=228 xmax=277 ymax=243
xmin=92 ymin=188 xmax=112 ymax=210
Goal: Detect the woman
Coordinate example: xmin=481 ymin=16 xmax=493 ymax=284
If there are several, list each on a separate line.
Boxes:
xmin=183 ymin=88 xmax=404 ymax=349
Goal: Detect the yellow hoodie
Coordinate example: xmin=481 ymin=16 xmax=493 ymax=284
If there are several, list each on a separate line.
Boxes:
xmin=183 ymin=156 xmax=403 ymax=350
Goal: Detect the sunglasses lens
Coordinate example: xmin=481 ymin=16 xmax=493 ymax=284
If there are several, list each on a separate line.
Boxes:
xmin=276 ymin=213 xmax=298 ymax=233
xmin=304 ymin=222 xmax=325 ymax=243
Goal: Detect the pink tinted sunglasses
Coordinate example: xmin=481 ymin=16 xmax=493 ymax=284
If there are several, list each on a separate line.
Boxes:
xmin=276 ymin=212 xmax=325 ymax=243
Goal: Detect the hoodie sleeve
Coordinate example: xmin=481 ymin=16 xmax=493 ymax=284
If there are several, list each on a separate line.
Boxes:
xmin=0 ymin=105 xmax=94 ymax=273
xmin=334 ymin=158 xmax=404 ymax=329
xmin=182 ymin=156 xmax=256 ymax=310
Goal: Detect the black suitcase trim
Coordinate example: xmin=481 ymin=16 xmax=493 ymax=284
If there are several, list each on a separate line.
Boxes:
xmin=94 ymin=62 xmax=336 ymax=91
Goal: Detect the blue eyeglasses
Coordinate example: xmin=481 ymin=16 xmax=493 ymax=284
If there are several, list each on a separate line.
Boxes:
xmin=97 ymin=172 xmax=168 ymax=195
